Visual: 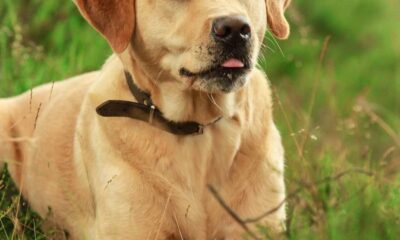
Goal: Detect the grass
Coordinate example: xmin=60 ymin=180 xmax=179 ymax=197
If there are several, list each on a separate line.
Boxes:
xmin=1 ymin=0 xmax=399 ymax=239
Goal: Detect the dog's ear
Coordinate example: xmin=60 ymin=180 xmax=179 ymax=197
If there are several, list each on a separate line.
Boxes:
xmin=75 ymin=0 xmax=135 ymax=53
xmin=266 ymin=0 xmax=291 ymax=40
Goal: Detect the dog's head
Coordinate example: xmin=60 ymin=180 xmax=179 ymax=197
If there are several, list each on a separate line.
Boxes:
xmin=75 ymin=0 xmax=290 ymax=93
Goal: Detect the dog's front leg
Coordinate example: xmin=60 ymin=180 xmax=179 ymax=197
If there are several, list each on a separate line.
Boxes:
xmin=217 ymin=123 xmax=286 ymax=239
xmin=85 ymin=154 xmax=177 ymax=240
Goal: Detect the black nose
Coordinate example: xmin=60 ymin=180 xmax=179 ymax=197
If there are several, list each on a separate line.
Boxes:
xmin=212 ymin=16 xmax=251 ymax=42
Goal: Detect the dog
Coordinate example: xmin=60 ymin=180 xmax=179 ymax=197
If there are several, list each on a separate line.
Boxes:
xmin=0 ymin=0 xmax=291 ymax=239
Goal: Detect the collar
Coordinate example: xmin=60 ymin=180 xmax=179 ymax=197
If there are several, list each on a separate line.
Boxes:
xmin=96 ymin=71 xmax=221 ymax=135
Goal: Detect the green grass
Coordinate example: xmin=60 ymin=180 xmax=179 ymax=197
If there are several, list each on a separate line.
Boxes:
xmin=1 ymin=0 xmax=399 ymax=239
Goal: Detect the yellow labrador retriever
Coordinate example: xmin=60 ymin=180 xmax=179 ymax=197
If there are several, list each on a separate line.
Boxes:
xmin=0 ymin=0 xmax=291 ymax=239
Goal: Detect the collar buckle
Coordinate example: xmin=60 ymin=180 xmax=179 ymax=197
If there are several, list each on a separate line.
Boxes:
xmin=197 ymin=125 xmax=204 ymax=135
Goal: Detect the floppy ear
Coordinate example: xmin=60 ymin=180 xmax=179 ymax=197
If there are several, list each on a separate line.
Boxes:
xmin=266 ymin=0 xmax=291 ymax=40
xmin=75 ymin=0 xmax=135 ymax=53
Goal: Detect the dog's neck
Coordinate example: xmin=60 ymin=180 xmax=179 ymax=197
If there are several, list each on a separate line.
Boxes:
xmin=118 ymin=51 xmax=244 ymax=125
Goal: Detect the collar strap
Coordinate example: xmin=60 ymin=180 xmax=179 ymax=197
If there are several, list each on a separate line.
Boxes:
xmin=96 ymin=71 xmax=210 ymax=135
xmin=124 ymin=72 xmax=154 ymax=106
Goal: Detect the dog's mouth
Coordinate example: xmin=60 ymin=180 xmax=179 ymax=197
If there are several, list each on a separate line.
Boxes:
xmin=179 ymin=57 xmax=251 ymax=81
xmin=177 ymin=40 xmax=254 ymax=92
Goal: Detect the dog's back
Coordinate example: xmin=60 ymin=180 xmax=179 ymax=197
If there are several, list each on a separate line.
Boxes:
xmin=0 ymin=73 xmax=97 ymax=186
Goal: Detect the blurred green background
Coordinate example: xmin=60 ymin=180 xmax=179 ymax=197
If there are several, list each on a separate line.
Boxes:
xmin=0 ymin=0 xmax=399 ymax=239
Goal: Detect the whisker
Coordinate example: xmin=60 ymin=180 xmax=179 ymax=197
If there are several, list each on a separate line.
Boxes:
xmin=207 ymin=93 xmax=225 ymax=115
xmin=266 ymin=30 xmax=285 ymax=57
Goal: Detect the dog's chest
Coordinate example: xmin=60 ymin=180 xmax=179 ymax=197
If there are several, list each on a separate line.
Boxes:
xmin=100 ymin=116 xmax=245 ymax=237
xmin=151 ymin=118 xmax=242 ymax=187
xmin=152 ymin=119 xmax=244 ymax=237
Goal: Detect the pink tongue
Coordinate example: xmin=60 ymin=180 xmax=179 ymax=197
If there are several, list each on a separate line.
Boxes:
xmin=221 ymin=58 xmax=244 ymax=68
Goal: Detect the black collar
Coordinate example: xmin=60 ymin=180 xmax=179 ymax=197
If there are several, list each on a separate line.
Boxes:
xmin=96 ymin=71 xmax=220 ymax=135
